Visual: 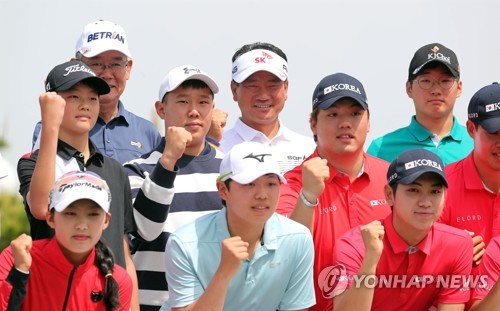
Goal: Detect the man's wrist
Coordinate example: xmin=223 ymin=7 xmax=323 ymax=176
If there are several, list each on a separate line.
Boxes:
xmin=299 ymin=189 xmax=319 ymax=207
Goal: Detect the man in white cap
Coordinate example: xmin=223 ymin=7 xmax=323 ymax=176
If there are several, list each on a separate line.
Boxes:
xmin=220 ymin=42 xmax=315 ymax=173
xmin=32 ymin=20 xmax=161 ymax=164
xmin=162 ymin=141 xmax=315 ymax=311
xmin=124 ymin=65 xmax=224 ymax=310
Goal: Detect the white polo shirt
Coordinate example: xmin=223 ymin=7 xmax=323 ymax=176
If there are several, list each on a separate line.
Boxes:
xmin=220 ymin=118 xmax=315 ymax=173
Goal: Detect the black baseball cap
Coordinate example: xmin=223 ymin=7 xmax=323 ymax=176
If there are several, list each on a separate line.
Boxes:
xmin=312 ymin=72 xmax=368 ymax=110
xmin=45 ymin=60 xmax=110 ymax=95
xmin=387 ymin=149 xmax=447 ymax=187
xmin=408 ymin=43 xmax=460 ymax=80
xmin=468 ymin=82 xmax=500 ymax=133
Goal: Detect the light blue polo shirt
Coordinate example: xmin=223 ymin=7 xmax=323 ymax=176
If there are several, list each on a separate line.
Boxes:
xmin=162 ymin=208 xmax=315 ymax=311
xmin=367 ymin=116 xmax=473 ymax=165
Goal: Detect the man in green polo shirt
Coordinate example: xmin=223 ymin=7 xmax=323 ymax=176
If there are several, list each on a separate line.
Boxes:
xmin=367 ymin=43 xmax=473 ymax=165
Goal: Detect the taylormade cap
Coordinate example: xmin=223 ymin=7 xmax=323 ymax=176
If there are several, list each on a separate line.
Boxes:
xmin=312 ymin=72 xmax=368 ymax=110
xmin=468 ymin=82 xmax=500 ymax=133
xmin=217 ymin=142 xmax=286 ymax=184
xmin=49 ymin=171 xmax=112 ymax=212
xmin=387 ymin=149 xmax=447 ymax=187
xmin=45 ymin=60 xmax=110 ymax=95
xmin=408 ymin=43 xmax=460 ymax=80
xmin=75 ymin=20 xmax=132 ymax=59
xmin=232 ymin=49 xmax=288 ymax=83
xmin=159 ymin=64 xmax=219 ymax=101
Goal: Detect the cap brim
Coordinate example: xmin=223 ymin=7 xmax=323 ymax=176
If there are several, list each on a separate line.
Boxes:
xmin=52 ymin=76 xmax=110 ymax=95
xmin=79 ymin=44 xmax=133 ymax=60
xmin=232 ymin=65 xmax=287 ymax=83
xmin=314 ymin=95 xmax=368 ymax=110
xmin=230 ymin=172 xmax=287 ymax=185
xmin=479 ymin=118 xmax=500 ymax=134
xmin=412 ymin=60 xmax=459 ymax=79
xmin=396 ymin=170 xmax=448 ymax=188
xmin=52 ymin=197 xmax=109 ymax=213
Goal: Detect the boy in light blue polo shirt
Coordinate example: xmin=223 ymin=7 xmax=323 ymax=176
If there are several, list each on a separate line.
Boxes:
xmin=162 ymin=141 xmax=315 ymax=311
xmin=367 ymin=43 xmax=472 ymax=165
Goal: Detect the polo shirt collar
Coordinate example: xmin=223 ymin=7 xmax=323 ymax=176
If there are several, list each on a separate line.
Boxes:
xmin=311 ymin=149 xmax=369 ymax=183
xmin=463 ymin=153 xmax=487 ymax=190
xmin=408 ymin=116 xmax=464 ymax=142
xmin=97 ymin=101 xmax=130 ymax=125
xmin=214 ymin=208 xmax=278 ymax=251
xmin=233 ymin=118 xmax=291 ymax=142
xmin=56 ymin=139 xmax=103 ymax=162
xmin=383 ymin=214 xmax=433 ymax=256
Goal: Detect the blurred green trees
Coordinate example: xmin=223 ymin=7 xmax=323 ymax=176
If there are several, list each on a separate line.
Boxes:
xmin=0 ymin=194 xmax=29 ymax=249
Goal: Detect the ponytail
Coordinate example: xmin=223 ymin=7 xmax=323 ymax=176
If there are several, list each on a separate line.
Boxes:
xmin=94 ymin=240 xmax=121 ymax=310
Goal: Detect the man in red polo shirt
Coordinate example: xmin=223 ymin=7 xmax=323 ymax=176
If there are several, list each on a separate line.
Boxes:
xmin=438 ymin=82 xmax=500 ymax=272
xmin=277 ymin=72 xmax=391 ymax=311
xmin=333 ymin=149 xmax=473 ymax=311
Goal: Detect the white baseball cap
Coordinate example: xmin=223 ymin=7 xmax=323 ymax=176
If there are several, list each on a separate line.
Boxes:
xmin=217 ymin=142 xmax=286 ymax=184
xmin=158 ymin=64 xmax=219 ymax=101
xmin=75 ymin=20 xmax=132 ymax=59
xmin=231 ymin=49 xmax=288 ymax=83
xmin=49 ymin=171 xmax=112 ymax=212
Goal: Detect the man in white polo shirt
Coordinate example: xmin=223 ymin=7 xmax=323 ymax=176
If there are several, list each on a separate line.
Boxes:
xmin=220 ymin=42 xmax=315 ymax=173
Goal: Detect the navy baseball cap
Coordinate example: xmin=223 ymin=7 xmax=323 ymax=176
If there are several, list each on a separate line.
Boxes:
xmin=408 ymin=43 xmax=460 ymax=80
xmin=45 ymin=60 xmax=110 ymax=95
xmin=387 ymin=149 xmax=447 ymax=187
xmin=312 ymin=73 xmax=368 ymax=110
xmin=468 ymin=82 xmax=500 ymax=134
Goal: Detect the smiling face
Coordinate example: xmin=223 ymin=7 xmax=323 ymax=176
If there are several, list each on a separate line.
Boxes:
xmin=231 ymin=71 xmax=288 ymax=132
xmin=387 ymin=172 xmax=446 ymax=244
xmin=47 ymin=199 xmax=110 ymax=265
xmin=310 ymin=98 xmax=370 ymax=159
xmin=406 ymin=63 xmax=462 ymax=122
xmin=59 ymin=82 xmax=100 ymax=137
xmin=218 ymin=174 xmax=280 ymax=232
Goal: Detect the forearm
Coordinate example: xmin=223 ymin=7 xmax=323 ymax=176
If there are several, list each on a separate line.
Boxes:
xmin=28 ymin=126 xmax=58 ymax=219
xmin=290 ymin=194 xmax=316 ymax=232
xmin=470 ymin=281 xmax=500 ymax=311
xmin=174 ymin=270 xmax=232 ymax=311
xmin=334 ymin=259 xmax=378 ymax=311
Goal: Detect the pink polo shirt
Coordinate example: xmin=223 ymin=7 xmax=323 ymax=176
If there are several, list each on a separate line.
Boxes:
xmin=439 ymin=153 xmax=500 ymax=250
xmin=472 ymin=236 xmax=500 ymax=300
xmin=277 ymin=149 xmax=391 ymax=311
xmin=334 ymin=215 xmax=473 ymax=310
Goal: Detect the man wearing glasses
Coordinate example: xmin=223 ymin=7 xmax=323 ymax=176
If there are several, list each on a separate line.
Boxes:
xmin=367 ymin=43 xmax=473 ymax=165
xmin=32 ymin=20 xmax=161 ymax=164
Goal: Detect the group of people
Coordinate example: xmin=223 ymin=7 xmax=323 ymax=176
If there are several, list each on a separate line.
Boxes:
xmin=0 ymin=18 xmax=497 ymax=311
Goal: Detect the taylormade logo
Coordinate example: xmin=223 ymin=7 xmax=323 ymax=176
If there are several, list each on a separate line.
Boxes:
xmin=404 ymin=159 xmax=443 ymax=171
xmin=59 ymin=181 xmax=102 ymax=193
xmin=324 ymin=84 xmax=361 ymax=95
xmin=64 ymin=64 xmax=95 ymax=77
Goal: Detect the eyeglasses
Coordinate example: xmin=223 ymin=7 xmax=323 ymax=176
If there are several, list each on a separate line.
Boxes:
xmin=414 ymin=76 xmax=456 ymax=90
xmin=86 ymin=60 xmax=128 ymax=74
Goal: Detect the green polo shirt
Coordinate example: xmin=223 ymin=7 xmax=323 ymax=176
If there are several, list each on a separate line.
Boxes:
xmin=367 ymin=116 xmax=473 ymax=165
